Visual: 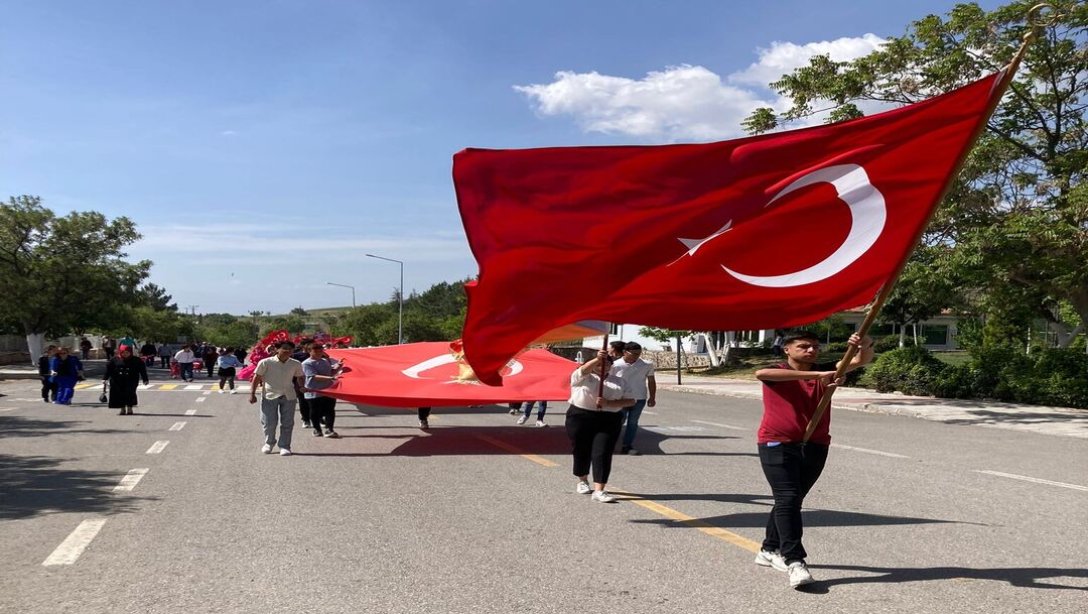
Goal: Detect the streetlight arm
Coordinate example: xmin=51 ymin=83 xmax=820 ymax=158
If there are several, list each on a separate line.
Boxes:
xmin=366 ymin=254 xmax=404 ymax=344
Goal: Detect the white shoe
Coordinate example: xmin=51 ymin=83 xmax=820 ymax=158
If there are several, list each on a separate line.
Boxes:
xmin=535 ymin=419 xmax=547 ymax=427
xmin=575 ymin=480 xmax=592 ymax=495
xmin=261 ymin=444 xmax=273 ymax=454
xmin=591 ymin=490 xmax=617 ymax=503
xmin=754 ymin=549 xmax=788 ymax=572
xmin=788 ymin=561 xmax=814 ymax=588
xmin=230 ymin=389 xmax=237 ymax=395
xmin=279 ymin=448 xmax=292 ymax=456
xmin=218 ymin=389 xmax=224 ymax=394
xmin=515 ymin=415 xmax=528 ymax=425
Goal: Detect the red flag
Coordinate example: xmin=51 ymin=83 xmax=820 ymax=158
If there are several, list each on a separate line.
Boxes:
xmin=323 ymin=342 xmax=575 ymax=407
xmin=455 ymin=72 xmax=1006 ymax=385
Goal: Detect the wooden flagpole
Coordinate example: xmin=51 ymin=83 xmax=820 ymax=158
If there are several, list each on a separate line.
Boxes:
xmin=596 ymin=332 xmax=610 ymax=408
xmin=800 ymin=4 xmax=1052 ymax=443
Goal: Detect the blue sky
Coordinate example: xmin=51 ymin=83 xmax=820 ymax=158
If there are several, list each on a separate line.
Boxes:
xmin=1 ymin=0 xmax=1000 ymax=314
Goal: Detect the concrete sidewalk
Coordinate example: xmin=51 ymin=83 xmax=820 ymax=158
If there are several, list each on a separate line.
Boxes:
xmin=659 ymin=375 xmax=1088 ymax=440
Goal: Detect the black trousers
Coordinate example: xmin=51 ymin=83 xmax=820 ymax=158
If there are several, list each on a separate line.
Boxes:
xmin=564 ymin=406 xmax=624 ymax=484
xmin=309 ymin=396 xmax=336 ymax=432
xmin=418 ymin=407 xmax=431 ymax=421
xmin=40 ymin=376 xmax=56 ymax=401
xmin=298 ymin=396 xmax=311 ymax=424
xmin=758 ymin=442 xmax=829 ymax=563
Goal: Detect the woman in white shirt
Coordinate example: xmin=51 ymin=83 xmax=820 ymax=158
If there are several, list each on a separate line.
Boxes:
xmin=566 ymin=349 xmax=635 ymax=503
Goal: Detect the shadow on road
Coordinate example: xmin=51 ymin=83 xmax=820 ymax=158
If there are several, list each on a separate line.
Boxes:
xmin=0 ymin=415 xmax=128 ymax=438
xmin=940 ymin=409 xmax=1088 ymax=426
xmin=0 ymin=454 xmax=154 ymax=520
xmin=296 ymin=423 xmax=740 ymax=458
xmin=631 ymin=508 xmax=979 ymax=530
xmin=813 ymin=563 xmax=1088 ymax=591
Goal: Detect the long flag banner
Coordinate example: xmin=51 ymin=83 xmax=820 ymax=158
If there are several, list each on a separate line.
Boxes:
xmin=323 ymin=342 xmax=575 ymax=407
xmin=454 ymin=72 xmax=1007 ymax=385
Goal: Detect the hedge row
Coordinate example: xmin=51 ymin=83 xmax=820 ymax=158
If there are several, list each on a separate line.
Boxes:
xmin=856 ymin=346 xmax=1088 ymax=409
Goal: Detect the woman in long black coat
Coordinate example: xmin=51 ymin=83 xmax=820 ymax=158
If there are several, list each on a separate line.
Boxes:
xmin=104 ymin=345 xmax=148 ymax=415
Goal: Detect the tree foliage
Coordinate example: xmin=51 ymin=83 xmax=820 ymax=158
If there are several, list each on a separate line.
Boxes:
xmin=0 ymin=195 xmax=150 ymax=337
xmin=743 ymin=1 xmax=1088 ymax=344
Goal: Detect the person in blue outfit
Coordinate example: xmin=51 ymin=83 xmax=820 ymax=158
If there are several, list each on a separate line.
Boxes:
xmin=50 ymin=346 xmax=84 ymax=405
xmin=516 ymin=401 xmax=549 ymax=427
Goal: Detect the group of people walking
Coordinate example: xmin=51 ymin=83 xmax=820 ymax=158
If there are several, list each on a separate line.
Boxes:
xmin=248 ymin=339 xmax=343 ymax=456
xmin=560 ymin=331 xmax=872 ymax=590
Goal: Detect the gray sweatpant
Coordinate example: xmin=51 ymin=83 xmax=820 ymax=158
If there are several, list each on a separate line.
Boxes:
xmin=260 ymin=396 xmax=297 ymax=450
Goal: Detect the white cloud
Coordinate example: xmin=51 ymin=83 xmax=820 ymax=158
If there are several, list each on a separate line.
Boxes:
xmin=730 ymin=33 xmax=886 ymax=86
xmin=515 ymin=34 xmax=887 ymax=141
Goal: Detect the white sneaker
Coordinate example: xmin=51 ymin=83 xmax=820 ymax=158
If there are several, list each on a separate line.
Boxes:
xmin=788 ymin=561 xmax=814 ymax=588
xmin=754 ymin=549 xmax=788 ymax=572
xmin=230 ymin=390 xmax=238 ymax=395
xmin=575 ymin=480 xmax=592 ymax=495
xmin=218 ymin=389 xmax=224 ymax=394
xmin=515 ymin=415 xmax=528 ymax=425
xmin=261 ymin=444 xmax=273 ymax=454
xmin=535 ymin=419 xmax=547 ymax=427
xmin=591 ymin=490 xmax=617 ymax=503
xmin=279 ymin=448 xmax=292 ymax=456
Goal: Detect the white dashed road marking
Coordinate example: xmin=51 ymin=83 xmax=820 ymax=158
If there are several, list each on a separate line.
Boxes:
xmin=113 ymin=468 xmax=149 ymax=492
xmin=831 ymin=443 xmax=910 ymax=459
xmin=42 ymin=519 xmax=108 ymax=566
xmin=185 ymin=409 xmax=197 ymax=416
xmin=184 ymin=385 xmax=202 ymax=390
xmin=169 ymin=421 xmax=187 ymax=431
xmin=975 ymin=470 xmax=1088 ymax=492
xmin=202 ymin=390 xmax=211 ymax=396
xmin=195 ymin=397 xmax=206 ymax=403
xmin=691 ymin=420 xmax=747 ymax=431
xmin=146 ymin=440 xmax=170 ymax=454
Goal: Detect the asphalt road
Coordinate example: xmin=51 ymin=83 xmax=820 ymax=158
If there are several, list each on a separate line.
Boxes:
xmin=1 ymin=367 xmax=1085 ymax=614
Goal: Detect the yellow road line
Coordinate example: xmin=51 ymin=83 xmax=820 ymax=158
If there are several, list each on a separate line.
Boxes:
xmin=158 ymin=384 xmax=179 ymax=390
xmin=476 ymin=433 xmax=759 ymax=553
xmin=610 ymin=489 xmax=761 ymax=552
xmin=475 ymin=434 xmax=558 ymax=467
xmin=74 ymin=383 xmax=97 ymax=390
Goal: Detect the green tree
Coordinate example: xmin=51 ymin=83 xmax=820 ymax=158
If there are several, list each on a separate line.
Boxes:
xmin=137 ymin=283 xmax=177 ymax=312
xmin=0 ymin=196 xmax=149 ymax=361
xmin=743 ymin=1 xmax=1088 ymax=343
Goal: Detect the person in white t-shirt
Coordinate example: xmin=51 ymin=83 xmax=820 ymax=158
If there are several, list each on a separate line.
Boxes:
xmin=565 ymin=350 xmax=636 ymax=503
xmin=610 ymin=342 xmax=657 ymax=456
xmin=249 ymin=340 xmax=305 ymax=456
xmin=174 ymin=345 xmax=196 ymax=382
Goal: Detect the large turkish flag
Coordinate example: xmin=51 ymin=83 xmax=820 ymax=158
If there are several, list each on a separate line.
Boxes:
xmin=323 ymin=343 xmax=575 ymax=407
xmin=455 ymin=72 xmax=1006 ymax=384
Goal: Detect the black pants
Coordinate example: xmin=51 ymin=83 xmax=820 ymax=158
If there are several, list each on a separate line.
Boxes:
xmin=309 ymin=396 xmax=336 ymax=432
xmin=218 ymin=367 xmax=236 ymax=390
xmin=758 ymin=442 xmax=829 ymax=563
xmin=564 ymin=406 xmax=624 ymax=484
xmin=40 ymin=376 xmax=56 ymax=401
xmin=298 ymin=396 xmax=311 ymax=424
xmin=160 ymin=356 xmax=169 ymax=368
xmin=418 ymin=407 xmax=431 ymax=421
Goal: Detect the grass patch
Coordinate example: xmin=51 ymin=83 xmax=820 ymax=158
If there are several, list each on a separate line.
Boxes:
xmin=932 ymin=351 xmax=970 ymax=366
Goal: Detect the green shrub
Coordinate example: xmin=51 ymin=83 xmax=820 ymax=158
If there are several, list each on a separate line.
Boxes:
xmin=858 ymin=346 xmax=946 ymax=394
xmin=931 ymin=363 xmax=975 ymax=399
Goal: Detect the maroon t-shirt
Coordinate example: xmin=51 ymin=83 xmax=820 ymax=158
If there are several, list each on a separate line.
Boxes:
xmin=756 ymin=362 xmax=837 ymax=445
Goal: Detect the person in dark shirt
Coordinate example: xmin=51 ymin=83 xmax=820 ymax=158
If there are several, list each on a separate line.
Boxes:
xmin=38 ymin=345 xmax=58 ymax=403
xmin=752 ymin=330 xmax=873 ymax=589
xmin=104 ymin=345 xmax=149 ymax=415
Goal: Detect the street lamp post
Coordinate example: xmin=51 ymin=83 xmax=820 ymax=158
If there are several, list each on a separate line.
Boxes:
xmin=366 ymin=253 xmax=403 ymax=344
xmin=326 ymin=282 xmax=356 ymax=309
